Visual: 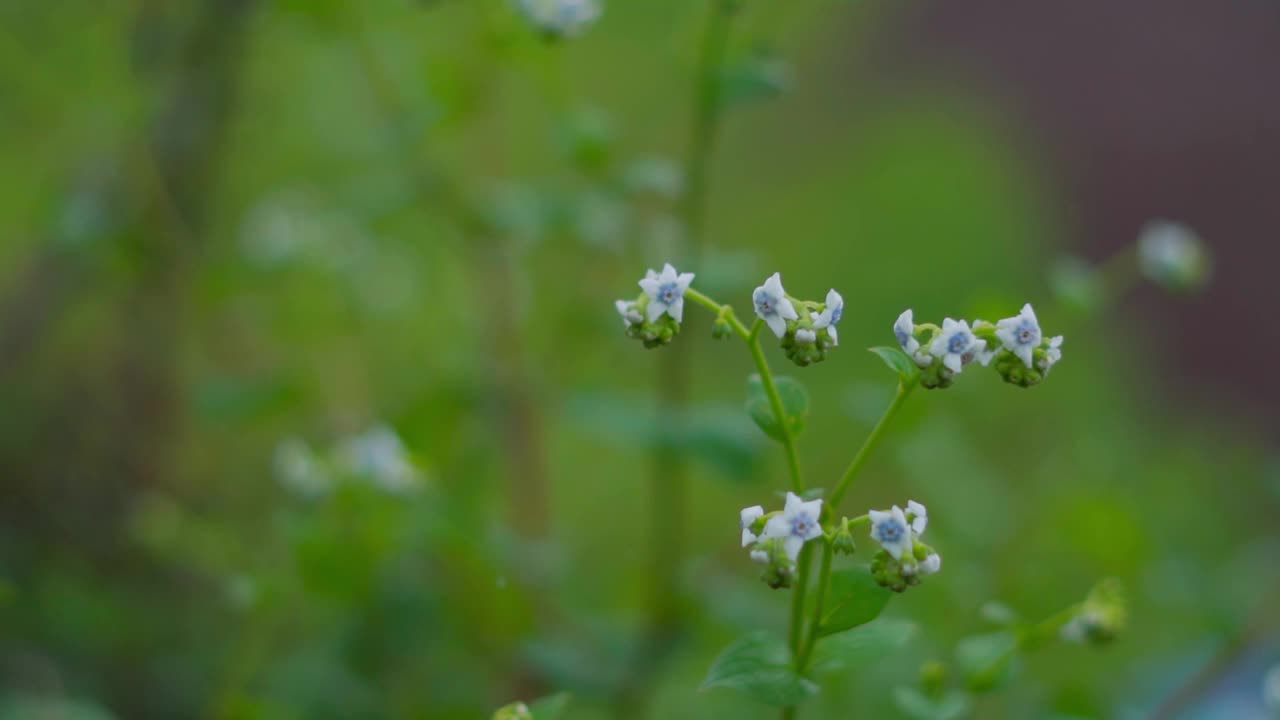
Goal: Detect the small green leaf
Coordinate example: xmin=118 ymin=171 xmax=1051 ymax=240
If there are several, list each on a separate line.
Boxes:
xmin=869 ymin=346 xmax=920 ymax=381
xmin=810 ymin=618 xmax=915 ymax=675
xmin=818 ymin=567 xmax=893 ymax=637
xmin=955 ymin=631 xmax=1018 ymax=692
xmin=746 ymin=375 xmax=809 ymax=443
xmin=701 ymin=632 xmax=818 ymax=706
xmin=528 ymin=692 xmax=570 ymax=720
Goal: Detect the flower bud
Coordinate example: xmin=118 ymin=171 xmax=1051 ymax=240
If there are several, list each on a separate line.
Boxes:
xmin=829 ymin=517 xmax=857 ymax=556
xmin=752 ymin=536 xmax=796 ymax=589
xmin=712 ymin=315 xmax=734 ymax=340
xmin=1060 ymin=578 xmax=1126 ymax=645
xmin=870 ymin=549 xmax=922 ymax=593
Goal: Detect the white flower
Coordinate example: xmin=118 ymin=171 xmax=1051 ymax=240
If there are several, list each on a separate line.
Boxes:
xmin=971 ymin=320 xmax=998 ymax=366
xmin=752 ymin=272 xmax=799 ymax=338
xmin=515 ymin=0 xmax=602 ymax=37
xmin=339 ymin=424 xmax=422 ymax=493
xmin=615 ymin=299 xmax=642 ymax=326
xmin=869 ymin=505 xmax=913 ymax=560
xmin=894 ymin=309 xmax=918 ymax=355
xmin=812 ymin=289 xmax=844 ymax=345
xmin=273 ymin=437 xmax=331 ymax=498
xmin=919 ymin=553 xmax=941 ymax=575
xmin=994 ymin=303 xmax=1043 ymax=368
xmin=794 ymin=328 xmax=817 ymax=345
xmin=928 ymin=318 xmax=985 ymax=374
xmin=1138 ymin=220 xmax=1208 ymax=288
xmin=740 ymin=505 xmax=764 ymax=547
xmin=638 ymin=262 xmax=694 ymax=323
xmin=750 ymin=549 xmax=770 ymax=564
xmin=760 ymin=492 xmax=823 ymax=561
xmin=905 ymin=500 xmax=928 ymax=535
xmin=1038 ymin=335 xmax=1064 ymax=372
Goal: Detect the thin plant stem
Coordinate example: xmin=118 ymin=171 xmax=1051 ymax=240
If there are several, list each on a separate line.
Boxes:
xmin=795 ymin=541 xmax=833 ymax=671
xmin=788 ymin=544 xmax=814 ymax=653
xmin=828 ymin=379 xmax=918 ymax=510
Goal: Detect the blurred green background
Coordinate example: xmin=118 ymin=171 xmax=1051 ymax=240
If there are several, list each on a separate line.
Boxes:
xmin=2 ymin=1 xmax=1278 ymax=718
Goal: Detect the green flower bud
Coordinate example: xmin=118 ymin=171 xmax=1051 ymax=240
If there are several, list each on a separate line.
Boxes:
xmin=752 ymin=536 xmax=796 ymax=589
xmin=829 ymin=518 xmax=857 ymax=556
xmin=1061 ymin=578 xmax=1126 ymax=646
xmin=870 ymin=549 xmax=921 ymax=593
xmin=712 ymin=315 xmax=734 ymax=340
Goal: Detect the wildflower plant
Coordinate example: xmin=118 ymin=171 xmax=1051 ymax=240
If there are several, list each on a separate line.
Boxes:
xmin=609 ymin=264 xmax=1118 ymax=717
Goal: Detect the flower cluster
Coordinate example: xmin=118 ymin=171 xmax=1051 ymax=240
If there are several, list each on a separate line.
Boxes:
xmin=1060 ymin=578 xmax=1126 ymax=645
xmin=894 ymin=303 xmax=1063 ymax=389
xmin=868 ymin=501 xmax=941 ymax=593
xmin=513 ymin=0 xmax=602 ymax=38
xmin=740 ymin=492 xmax=823 ymax=589
xmin=615 ymin=263 xmax=694 ymax=348
xmin=273 ymin=425 xmax=425 ymax=498
xmin=753 ymin=273 xmax=843 ymax=367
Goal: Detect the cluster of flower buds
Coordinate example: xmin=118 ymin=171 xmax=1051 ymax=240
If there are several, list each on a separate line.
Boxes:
xmin=740 ymin=492 xmax=824 ymax=589
xmin=894 ymin=303 xmax=1063 ymax=389
xmin=868 ymin=501 xmax=941 ymax=593
xmin=615 ymin=263 xmax=694 ymax=348
xmin=1137 ymin=219 xmax=1210 ymax=291
xmin=513 ymin=0 xmax=602 ymax=38
xmin=1060 ymin=578 xmax=1126 ymax=645
xmin=752 ymin=273 xmax=843 ymax=367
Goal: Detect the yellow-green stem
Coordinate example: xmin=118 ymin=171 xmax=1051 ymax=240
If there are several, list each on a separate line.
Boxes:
xmin=795 ymin=541 xmax=833 ymax=671
xmin=828 ymin=379 xmax=917 ymax=510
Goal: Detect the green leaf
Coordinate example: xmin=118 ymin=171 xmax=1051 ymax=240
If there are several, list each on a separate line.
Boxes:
xmin=810 ymin=618 xmax=915 ymax=675
xmin=955 ymin=631 xmax=1018 ymax=691
xmin=701 ymin=632 xmax=818 ymax=707
xmin=817 ymin=567 xmax=893 ymax=637
xmin=528 ymin=692 xmax=570 ymax=720
xmin=869 ymin=346 xmax=920 ymax=382
xmin=746 ymin=375 xmax=809 ymax=443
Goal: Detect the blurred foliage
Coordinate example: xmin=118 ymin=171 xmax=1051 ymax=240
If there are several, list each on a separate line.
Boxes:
xmin=0 ymin=0 xmax=1276 ymax=719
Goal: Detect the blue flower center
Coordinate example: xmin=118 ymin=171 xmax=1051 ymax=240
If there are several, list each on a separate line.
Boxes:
xmin=754 ymin=290 xmax=775 ymax=315
xmin=875 ymin=519 xmax=905 ymax=543
xmin=947 ymin=333 xmax=969 ymax=354
xmin=790 ymin=514 xmax=814 ymax=537
xmin=658 ymin=282 xmax=680 ymax=304
xmin=1015 ymin=321 xmax=1039 ymax=346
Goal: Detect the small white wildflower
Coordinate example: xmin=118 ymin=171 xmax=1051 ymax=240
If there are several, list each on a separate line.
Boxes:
xmin=1263 ymin=664 xmax=1280 ymax=714
xmin=919 ymin=553 xmax=941 ymax=575
xmin=928 ymin=318 xmax=985 ymax=374
xmin=614 ymin=299 xmax=642 ymax=326
xmin=894 ymin=309 xmax=918 ymax=356
xmin=794 ymin=328 xmax=817 ymax=344
xmin=273 ymin=437 xmax=330 ymax=498
xmin=340 ymin=424 xmax=422 ymax=493
xmin=740 ymin=505 xmax=764 ymax=547
xmin=638 ymin=262 xmax=694 ymax=323
xmin=995 ymin=303 xmax=1043 ymax=368
xmin=752 ymin=272 xmax=799 ymax=338
xmin=1038 ymin=335 xmax=1064 ymax=372
xmin=869 ymin=505 xmax=913 ymax=560
xmin=760 ymin=492 xmax=823 ymax=561
xmin=906 ymin=500 xmax=928 ymax=535
xmin=1138 ymin=220 xmax=1208 ymax=289
xmin=812 ymin=289 xmax=844 ymax=345
xmin=515 ymin=0 xmax=602 ymax=37
xmin=750 ymin=549 xmax=770 ymax=564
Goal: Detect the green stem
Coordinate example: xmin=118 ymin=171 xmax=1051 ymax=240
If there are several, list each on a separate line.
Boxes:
xmin=684 ymin=289 xmax=802 ymax=492
xmin=795 ymin=540 xmax=833 ymax=671
xmin=681 ymin=0 xmax=736 ymax=255
xmin=828 ymin=378 xmax=918 ymax=510
xmin=788 ymin=543 xmax=814 ymax=654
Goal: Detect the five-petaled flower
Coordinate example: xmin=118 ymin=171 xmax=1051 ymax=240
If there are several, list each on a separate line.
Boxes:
xmin=1039 ymin=335 xmax=1064 ymax=372
xmin=753 ymin=273 xmax=799 ymax=338
xmin=995 ymin=303 xmax=1043 ymax=368
xmin=811 ymin=289 xmax=844 ymax=345
xmin=615 ymin=299 xmax=643 ymax=327
xmin=740 ymin=505 xmax=764 ymax=547
xmin=906 ymin=500 xmax=928 ymax=535
xmin=869 ymin=505 xmax=913 ymax=560
xmin=638 ymin=263 xmax=694 ymax=323
xmin=929 ymin=318 xmax=985 ymax=373
xmin=760 ymin=492 xmax=823 ymax=561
